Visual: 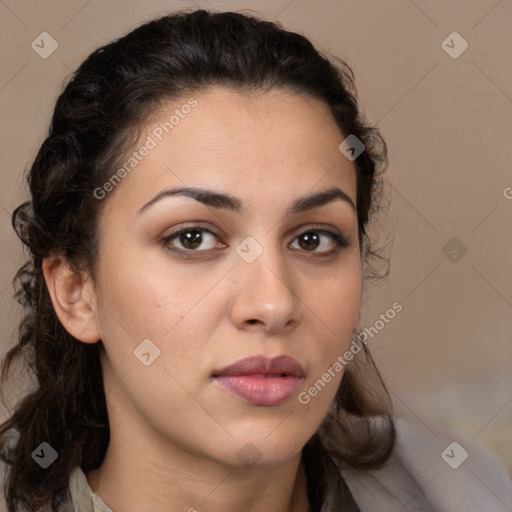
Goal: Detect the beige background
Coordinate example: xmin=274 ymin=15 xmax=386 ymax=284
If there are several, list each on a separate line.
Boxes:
xmin=0 ymin=0 xmax=511 ymax=500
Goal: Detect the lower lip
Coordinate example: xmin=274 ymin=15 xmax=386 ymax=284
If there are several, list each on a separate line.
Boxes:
xmin=214 ymin=375 xmax=304 ymax=406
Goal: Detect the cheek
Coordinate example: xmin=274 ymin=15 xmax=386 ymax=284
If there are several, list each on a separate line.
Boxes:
xmin=307 ymin=264 xmax=362 ymax=330
xmin=92 ymin=245 xmax=228 ymax=373
xmin=303 ymin=266 xmax=362 ymax=388
xmin=95 ymin=244 xmax=187 ymax=331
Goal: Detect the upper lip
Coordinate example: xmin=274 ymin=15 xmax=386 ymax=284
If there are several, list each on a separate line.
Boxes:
xmin=213 ymin=355 xmax=305 ymax=378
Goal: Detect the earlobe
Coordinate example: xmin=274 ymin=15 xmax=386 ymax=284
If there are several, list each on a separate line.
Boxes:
xmin=42 ymin=256 xmax=101 ymax=344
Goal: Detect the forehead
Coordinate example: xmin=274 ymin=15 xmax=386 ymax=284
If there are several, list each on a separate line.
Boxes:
xmin=101 ymin=86 xmax=357 ymax=217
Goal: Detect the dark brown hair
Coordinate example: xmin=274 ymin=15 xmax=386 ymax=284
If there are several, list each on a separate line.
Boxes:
xmin=0 ymin=9 xmax=394 ymax=512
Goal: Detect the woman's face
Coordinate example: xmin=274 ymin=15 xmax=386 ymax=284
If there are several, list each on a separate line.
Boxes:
xmin=89 ymin=86 xmax=362 ymax=467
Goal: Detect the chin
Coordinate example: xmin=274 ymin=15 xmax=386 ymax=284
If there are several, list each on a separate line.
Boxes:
xmin=217 ymin=425 xmax=312 ymax=468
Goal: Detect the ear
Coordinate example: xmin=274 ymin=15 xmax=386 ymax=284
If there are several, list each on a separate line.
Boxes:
xmin=42 ymin=255 xmax=101 ymax=344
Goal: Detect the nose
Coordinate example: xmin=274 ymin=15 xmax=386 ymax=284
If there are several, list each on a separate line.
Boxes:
xmin=228 ymin=239 xmax=300 ymax=335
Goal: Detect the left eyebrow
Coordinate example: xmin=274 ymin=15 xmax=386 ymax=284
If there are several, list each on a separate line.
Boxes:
xmin=137 ymin=186 xmax=356 ymax=215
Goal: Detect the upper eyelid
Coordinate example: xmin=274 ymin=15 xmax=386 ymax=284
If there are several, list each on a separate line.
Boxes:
xmin=165 ymin=224 xmax=341 ymax=238
xmin=163 ymin=224 xmax=345 ymax=248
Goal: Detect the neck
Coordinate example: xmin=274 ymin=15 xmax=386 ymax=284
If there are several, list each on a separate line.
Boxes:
xmin=86 ymin=427 xmax=311 ymax=512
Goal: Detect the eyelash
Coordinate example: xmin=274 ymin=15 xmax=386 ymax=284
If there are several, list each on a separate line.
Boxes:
xmin=160 ymin=224 xmax=351 ymax=258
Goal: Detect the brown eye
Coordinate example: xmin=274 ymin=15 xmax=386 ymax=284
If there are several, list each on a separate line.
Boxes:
xmin=291 ymin=229 xmax=349 ymax=254
xmin=298 ymin=232 xmax=321 ymax=251
xmin=178 ymin=229 xmax=203 ymax=250
xmin=162 ymin=227 xmax=220 ymax=253
xmin=161 ymin=225 xmax=349 ymax=257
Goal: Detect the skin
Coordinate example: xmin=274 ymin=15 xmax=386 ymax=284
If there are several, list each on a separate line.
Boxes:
xmin=43 ymin=87 xmax=362 ymax=512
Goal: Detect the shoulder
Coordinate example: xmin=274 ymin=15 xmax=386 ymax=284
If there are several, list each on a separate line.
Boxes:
xmin=341 ymin=416 xmax=512 ymax=512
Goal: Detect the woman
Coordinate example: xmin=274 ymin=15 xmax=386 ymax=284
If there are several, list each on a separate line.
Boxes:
xmin=1 ymin=9 xmax=510 ymax=512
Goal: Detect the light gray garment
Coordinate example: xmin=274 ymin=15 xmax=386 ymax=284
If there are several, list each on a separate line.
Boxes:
xmin=342 ymin=417 xmax=512 ymax=511
xmin=65 ymin=417 xmax=512 ymax=511
xmin=67 ymin=466 xmax=113 ymax=512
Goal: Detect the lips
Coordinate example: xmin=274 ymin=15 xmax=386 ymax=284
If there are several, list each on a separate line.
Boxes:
xmin=212 ymin=355 xmax=305 ymax=406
